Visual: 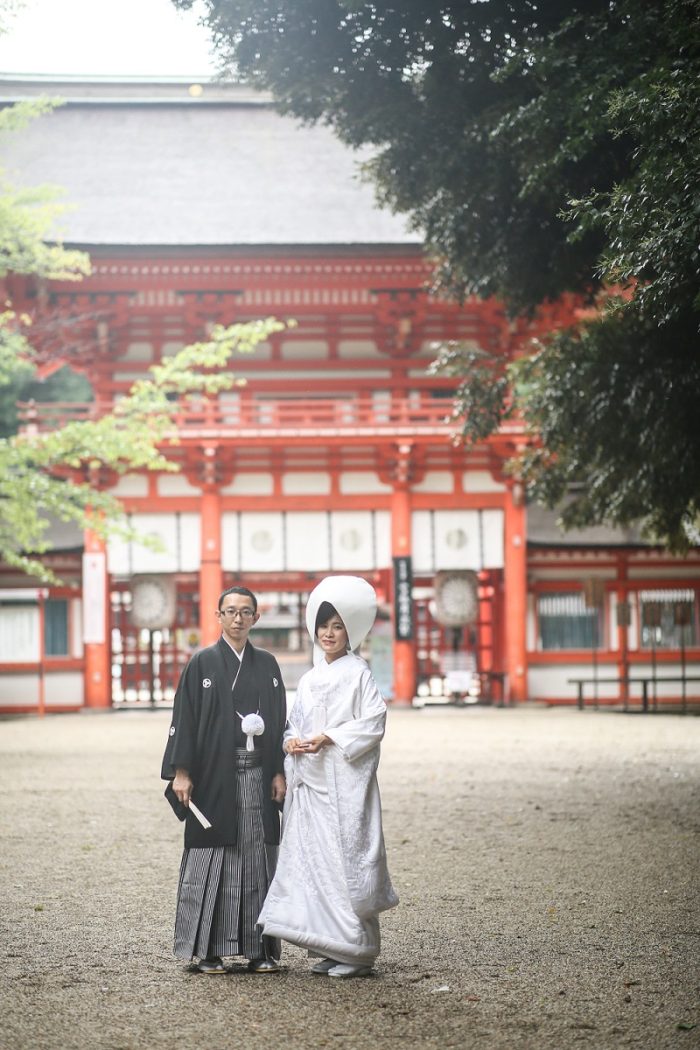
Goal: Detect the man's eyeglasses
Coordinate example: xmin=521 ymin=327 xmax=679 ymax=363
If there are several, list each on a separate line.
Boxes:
xmin=219 ymin=608 xmax=256 ymax=619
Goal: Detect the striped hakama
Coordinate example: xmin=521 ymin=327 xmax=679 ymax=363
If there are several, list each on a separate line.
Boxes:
xmin=174 ymin=749 xmax=278 ymax=961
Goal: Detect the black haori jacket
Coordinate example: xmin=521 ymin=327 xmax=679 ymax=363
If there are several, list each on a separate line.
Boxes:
xmin=161 ymin=638 xmax=287 ymax=848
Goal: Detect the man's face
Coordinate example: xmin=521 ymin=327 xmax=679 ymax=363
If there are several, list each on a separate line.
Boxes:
xmin=217 ymin=592 xmax=260 ymax=650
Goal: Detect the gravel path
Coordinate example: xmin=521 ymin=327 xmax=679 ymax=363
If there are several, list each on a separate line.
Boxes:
xmin=1 ymin=706 xmax=698 ymax=1050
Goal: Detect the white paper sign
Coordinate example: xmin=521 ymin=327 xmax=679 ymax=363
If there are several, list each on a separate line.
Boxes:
xmin=82 ymin=552 xmax=106 ymax=644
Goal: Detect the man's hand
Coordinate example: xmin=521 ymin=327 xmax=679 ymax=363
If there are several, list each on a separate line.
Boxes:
xmin=173 ymin=768 xmax=193 ymax=807
xmin=271 ymin=773 xmax=286 ymax=803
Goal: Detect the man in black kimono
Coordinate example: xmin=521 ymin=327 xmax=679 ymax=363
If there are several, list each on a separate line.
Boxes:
xmin=161 ymin=586 xmax=287 ymax=974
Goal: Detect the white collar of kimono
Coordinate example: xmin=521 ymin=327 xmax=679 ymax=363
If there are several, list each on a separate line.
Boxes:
xmin=222 ymin=635 xmax=246 ymax=661
xmin=306 ymin=575 xmax=377 ymax=665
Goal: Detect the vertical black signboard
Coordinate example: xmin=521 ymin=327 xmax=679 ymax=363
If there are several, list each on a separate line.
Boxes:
xmin=393 ymin=555 xmax=414 ymax=641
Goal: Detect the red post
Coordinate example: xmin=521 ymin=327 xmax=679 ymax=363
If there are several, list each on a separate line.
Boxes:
xmin=83 ymin=529 xmax=111 ymax=708
xmin=37 ymin=588 xmax=47 ymax=717
xmin=503 ymin=482 xmax=528 ymax=702
xmin=199 ymin=488 xmax=223 ymax=646
xmin=391 ymin=484 xmax=416 ymax=706
xmin=616 ymin=553 xmax=630 ymax=706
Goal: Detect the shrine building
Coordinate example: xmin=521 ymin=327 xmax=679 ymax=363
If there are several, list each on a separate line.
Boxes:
xmin=1 ymin=76 xmax=698 ymax=714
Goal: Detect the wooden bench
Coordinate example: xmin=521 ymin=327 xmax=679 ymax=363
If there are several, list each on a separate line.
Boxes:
xmin=568 ymin=676 xmax=700 ymax=713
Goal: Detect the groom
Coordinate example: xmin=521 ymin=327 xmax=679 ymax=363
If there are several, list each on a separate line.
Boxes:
xmin=162 ymin=586 xmax=287 ymax=973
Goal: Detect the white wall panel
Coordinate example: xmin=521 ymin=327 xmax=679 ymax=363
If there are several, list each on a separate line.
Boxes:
xmin=411 ymin=511 xmax=434 ymax=574
xmin=179 ymin=514 xmax=201 ymax=572
xmin=434 ymin=510 xmax=481 ymax=570
xmin=331 ymin=511 xmax=374 ymax=570
xmin=110 ymin=473 xmax=148 ymax=497
xmin=240 ymin=513 xmax=285 ymax=572
xmin=463 ymin=470 xmax=506 ymax=493
xmin=221 ymin=473 xmax=274 ymax=496
xmin=280 ymin=339 xmax=328 ymax=359
xmin=71 ymin=599 xmax=84 ymax=658
xmin=282 ymin=472 xmax=331 ymax=495
xmin=129 ymin=514 xmax=179 ymax=573
xmin=158 ymin=474 xmax=200 ymax=496
xmin=339 ymin=471 xmax=392 ymax=495
xmin=337 ymin=339 xmax=380 ymax=358
xmin=287 ymin=513 xmax=330 ymax=570
xmin=412 ymin=471 xmax=454 ymax=494
xmin=107 ymin=533 xmax=130 ymax=575
xmin=528 ymin=664 xmax=619 ymax=702
xmin=221 ymin=512 xmax=240 ymax=572
xmin=45 ymin=672 xmax=84 ymax=706
xmin=375 ymin=511 xmax=391 ymax=568
xmin=0 ymin=673 xmax=39 ymax=704
xmin=122 ymin=341 xmax=152 ymax=361
xmin=0 ymin=604 xmax=38 ymax=661
xmin=481 ymin=509 xmax=504 ymax=569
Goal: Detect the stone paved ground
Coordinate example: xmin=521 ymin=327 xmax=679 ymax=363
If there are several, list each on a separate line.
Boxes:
xmin=1 ymin=706 xmax=698 ymax=1050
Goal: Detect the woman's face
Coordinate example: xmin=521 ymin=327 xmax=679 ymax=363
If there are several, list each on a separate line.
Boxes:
xmin=316 ymin=614 xmax=349 ymax=663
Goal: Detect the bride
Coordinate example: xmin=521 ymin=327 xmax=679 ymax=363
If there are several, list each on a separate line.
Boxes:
xmin=258 ymin=574 xmax=398 ymax=978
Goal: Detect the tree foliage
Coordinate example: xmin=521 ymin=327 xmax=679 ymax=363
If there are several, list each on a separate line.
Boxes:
xmin=181 ymin=0 xmax=700 ymax=545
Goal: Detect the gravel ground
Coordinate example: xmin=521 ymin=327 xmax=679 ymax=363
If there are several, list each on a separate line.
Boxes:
xmin=1 ymin=705 xmax=698 ymax=1050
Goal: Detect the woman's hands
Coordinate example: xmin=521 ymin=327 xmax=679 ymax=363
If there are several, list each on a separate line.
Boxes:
xmin=285 ymin=734 xmax=333 ymax=755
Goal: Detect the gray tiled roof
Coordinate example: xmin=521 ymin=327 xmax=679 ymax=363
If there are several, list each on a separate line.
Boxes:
xmin=0 ymin=77 xmax=419 ymax=247
xmin=526 ymin=503 xmax=649 ymax=547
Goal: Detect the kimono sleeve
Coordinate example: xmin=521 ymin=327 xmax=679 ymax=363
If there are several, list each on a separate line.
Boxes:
xmin=161 ymin=654 xmax=200 ymax=779
xmin=325 ymin=668 xmax=387 ymax=762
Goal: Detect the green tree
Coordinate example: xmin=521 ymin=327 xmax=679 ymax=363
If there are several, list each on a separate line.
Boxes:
xmin=181 ymin=0 xmax=700 ymax=545
xmin=0 ymin=93 xmax=282 ymax=579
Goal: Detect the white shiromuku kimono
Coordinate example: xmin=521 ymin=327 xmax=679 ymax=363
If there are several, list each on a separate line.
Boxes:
xmin=258 ymin=649 xmax=398 ymax=966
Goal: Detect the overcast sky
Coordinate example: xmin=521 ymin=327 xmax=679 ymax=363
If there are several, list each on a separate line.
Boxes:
xmin=0 ymin=0 xmax=219 ymax=77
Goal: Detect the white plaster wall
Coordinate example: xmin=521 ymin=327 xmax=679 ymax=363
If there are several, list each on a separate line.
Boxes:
xmin=528 ymin=664 xmax=620 ymax=702
xmin=434 ymin=509 xmax=482 ymax=570
xmin=482 ymin=509 xmax=505 ymax=569
xmin=337 ymin=339 xmax=380 ymax=358
xmin=331 ymin=511 xmax=374 ymax=570
xmin=0 ymin=673 xmax=40 ymax=705
xmin=375 ymin=511 xmax=391 ymax=568
xmin=129 ymin=514 xmax=179 ymax=574
xmin=157 ymin=474 xmax=201 ymax=496
xmin=240 ymin=513 xmax=285 ymax=572
xmin=286 ymin=513 xmax=330 ymax=570
xmin=109 ymin=474 xmax=148 ymax=497
xmin=411 ymin=511 xmax=433 ymax=574
xmin=282 ymin=472 xmax=331 ymax=495
xmin=71 ymin=599 xmax=84 ymax=658
xmin=222 ymin=513 xmax=240 ymax=571
xmin=339 ymin=472 xmax=392 ymax=495
xmin=122 ymin=341 xmax=152 ymax=361
xmin=179 ymin=514 xmax=201 ymax=572
xmin=220 ymin=473 xmax=274 ymax=496
xmin=45 ymin=672 xmax=84 ymax=707
xmin=412 ymin=471 xmax=454 ymax=494
xmin=463 ymin=470 xmax=506 ymax=493
xmin=280 ymin=339 xmax=328 ymax=359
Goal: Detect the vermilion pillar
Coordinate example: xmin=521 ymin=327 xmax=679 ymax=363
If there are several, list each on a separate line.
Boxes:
xmin=199 ymin=488 xmax=223 ymax=646
xmin=503 ymin=482 xmax=528 ymax=702
xmin=616 ymin=554 xmax=630 ymax=705
xmin=391 ymin=485 xmax=416 ymax=706
xmin=83 ymin=528 xmax=110 ymax=708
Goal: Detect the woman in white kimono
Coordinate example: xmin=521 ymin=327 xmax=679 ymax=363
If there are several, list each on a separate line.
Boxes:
xmin=258 ymin=575 xmax=398 ymax=978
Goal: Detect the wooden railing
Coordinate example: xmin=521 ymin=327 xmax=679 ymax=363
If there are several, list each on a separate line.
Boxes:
xmin=17 ymin=395 xmax=525 ymax=439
